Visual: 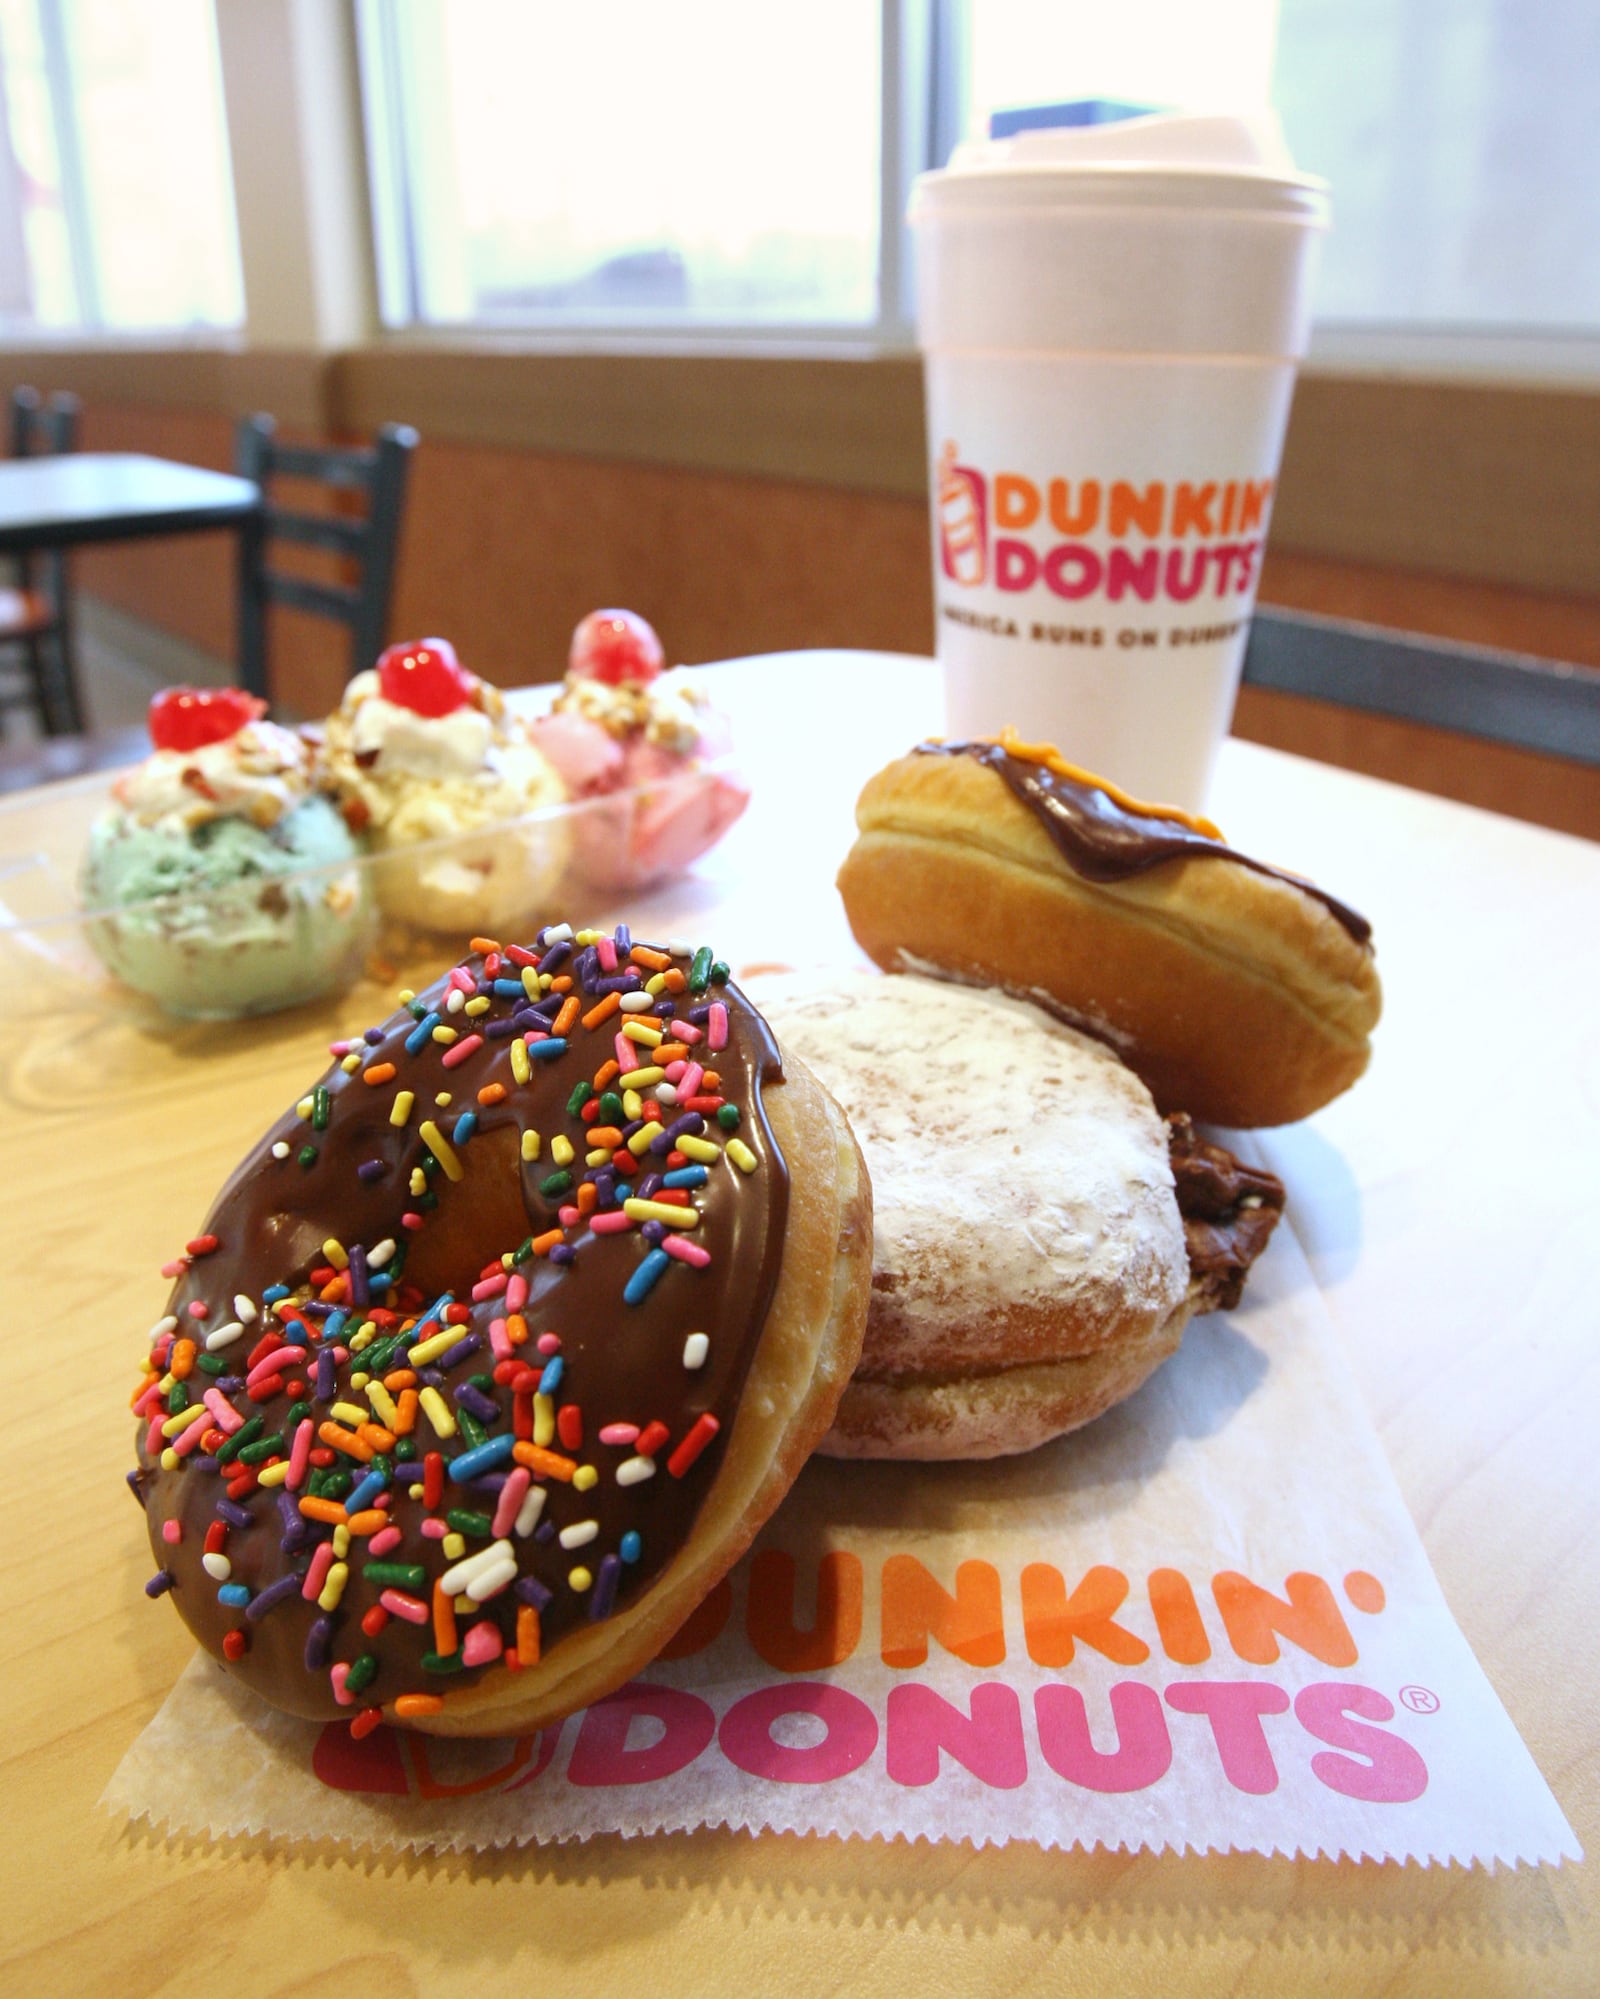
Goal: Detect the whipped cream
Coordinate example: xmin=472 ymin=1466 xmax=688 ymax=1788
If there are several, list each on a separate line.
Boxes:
xmin=323 ymin=668 xmax=565 ymax=838
xmin=342 ymin=670 xmax=495 ymax=780
xmin=110 ymin=720 xmax=313 ymax=832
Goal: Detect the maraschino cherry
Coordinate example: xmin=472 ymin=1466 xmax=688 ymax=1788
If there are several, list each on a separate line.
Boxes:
xmin=148 ymin=686 xmax=265 ymax=753
xmin=569 ymin=609 xmax=663 ymax=687
xmin=376 ymin=638 xmax=474 ymax=717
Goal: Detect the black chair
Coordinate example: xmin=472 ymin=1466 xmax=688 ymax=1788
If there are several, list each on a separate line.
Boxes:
xmin=234 ymin=412 xmax=418 ymax=701
xmin=0 ymin=385 xmax=84 ymax=736
xmin=1242 ymin=606 xmax=1600 ymax=769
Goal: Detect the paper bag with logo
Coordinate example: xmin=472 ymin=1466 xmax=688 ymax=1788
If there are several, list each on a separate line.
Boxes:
xmin=103 ymin=1217 xmax=1577 ymax=1865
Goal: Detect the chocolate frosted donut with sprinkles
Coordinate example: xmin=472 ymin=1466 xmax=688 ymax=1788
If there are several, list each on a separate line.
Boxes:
xmin=129 ymin=924 xmax=872 ymax=1736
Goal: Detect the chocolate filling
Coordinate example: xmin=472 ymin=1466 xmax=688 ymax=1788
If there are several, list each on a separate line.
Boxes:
xmin=1166 ymin=1113 xmax=1285 ymax=1313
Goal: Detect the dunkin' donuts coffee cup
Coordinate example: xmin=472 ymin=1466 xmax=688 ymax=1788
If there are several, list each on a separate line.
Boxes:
xmin=911 ymin=112 xmax=1328 ymax=808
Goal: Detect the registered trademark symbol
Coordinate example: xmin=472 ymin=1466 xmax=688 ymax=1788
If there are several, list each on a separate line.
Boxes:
xmin=1399 ymin=1685 xmax=1440 ymax=1714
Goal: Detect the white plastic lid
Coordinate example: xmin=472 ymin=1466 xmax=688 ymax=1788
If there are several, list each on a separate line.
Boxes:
xmin=911 ymin=111 xmax=1329 ymax=225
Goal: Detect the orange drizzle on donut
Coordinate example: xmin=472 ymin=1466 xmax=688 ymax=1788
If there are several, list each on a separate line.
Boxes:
xmin=991 ymin=727 xmax=1225 ymax=840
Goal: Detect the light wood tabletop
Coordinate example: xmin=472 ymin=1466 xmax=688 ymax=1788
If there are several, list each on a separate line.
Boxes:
xmin=2 ymin=653 xmax=1595 ymax=1996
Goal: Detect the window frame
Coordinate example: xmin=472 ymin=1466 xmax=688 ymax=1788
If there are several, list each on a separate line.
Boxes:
xmin=1306 ymin=324 xmax=1600 ymax=385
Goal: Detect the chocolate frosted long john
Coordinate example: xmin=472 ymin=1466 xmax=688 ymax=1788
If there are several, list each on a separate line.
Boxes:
xmin=918 ymin=739 xmax=1372 ymax=945
xmin=130 ymin=925 xmax=790 ymax=1725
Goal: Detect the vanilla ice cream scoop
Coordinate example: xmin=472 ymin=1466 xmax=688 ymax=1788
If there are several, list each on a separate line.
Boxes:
xmin=82 ymin=685 xmax=369 ymax=1018
xmin=320 ymin=639 xmax=570 ymax=934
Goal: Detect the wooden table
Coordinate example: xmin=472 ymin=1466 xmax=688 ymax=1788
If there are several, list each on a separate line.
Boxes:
xmin=2 ymin=653 xmax=1595 ymax=1994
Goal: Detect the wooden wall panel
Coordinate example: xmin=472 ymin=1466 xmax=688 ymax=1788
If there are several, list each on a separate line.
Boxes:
xmin=0 ymin=346 xmax=327 ymax=424
xmin=1231 ymin=683 xmax=1600 ymax=842
xmin=1257 ymin=548 xmax=1600 ymax=670
xmin=1272 ymin=374 xmax=1600 ymax=596
xmin=6 ymin=343 xmax=1600 ymax=593
xmin=384 ymin=438 xmax=933 ymax=695
xmin=333 ymin=347 xmax=929 ymax=496
xmin=0 ymin=350 xmax=1593 ymax=838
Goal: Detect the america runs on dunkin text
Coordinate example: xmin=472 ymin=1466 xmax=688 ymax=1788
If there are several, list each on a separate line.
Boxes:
xmin=128 ymin=922 xmax=792 ymax=1739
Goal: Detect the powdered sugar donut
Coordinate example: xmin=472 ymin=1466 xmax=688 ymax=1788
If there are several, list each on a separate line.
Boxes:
xmin=750 ymin=970 xmax=1281 ymax=1460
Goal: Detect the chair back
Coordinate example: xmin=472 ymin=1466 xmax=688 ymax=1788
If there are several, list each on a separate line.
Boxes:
xmin=9 ymin=386 xmax=80 ymax=459
xmin=234 ymin=412 xmax=418 ymax=691
xmin=1 ymin=387 xmax=83 ymax=735
xmin=1242 ymin=606 xmax=1600 ymax=768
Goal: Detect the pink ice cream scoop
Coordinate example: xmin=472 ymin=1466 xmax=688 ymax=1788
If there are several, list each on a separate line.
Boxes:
xmin=531 ymin=610 xmax=749 ymax=890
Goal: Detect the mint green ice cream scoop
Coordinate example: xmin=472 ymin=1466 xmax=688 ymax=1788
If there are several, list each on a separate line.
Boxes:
xmin=82 ymin=789 xmax=373 ymax=1019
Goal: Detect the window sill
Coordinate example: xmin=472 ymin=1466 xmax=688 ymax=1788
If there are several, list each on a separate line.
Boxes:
xmin=0 ymin=339 xmax=328 ymax=429
xmin=333 ymin=343 xmax=928 ymax=496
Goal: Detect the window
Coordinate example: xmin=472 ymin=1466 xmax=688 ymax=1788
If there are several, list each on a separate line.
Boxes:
xmin=361 ymin=0 xmax=1596 ymax=374
xmin=1273 ymin=0 xmax=1600 ymax=348
xmin=961 ymin=1 xmax=1279 ymax=130
xmin=959 ymin=0 xmax=1598 ymax=369
xmin=360 ymin=0 xmax=887 ymax=333
xmin=0 ymin=0 xmax=242 ymax=333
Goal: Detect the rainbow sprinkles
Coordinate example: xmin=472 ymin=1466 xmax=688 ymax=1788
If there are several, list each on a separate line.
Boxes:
xmin=128 ymin=923 xmax=790 ymax=1736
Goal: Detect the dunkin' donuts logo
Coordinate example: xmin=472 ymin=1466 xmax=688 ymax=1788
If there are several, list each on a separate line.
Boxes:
xmin=938 ymin=442 xmax=989 ymax=585
xmin=313 ymin=1555 xmax=1431 ymax=1808
xmin=937 ymin=442 xmax=1275 ymax=605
